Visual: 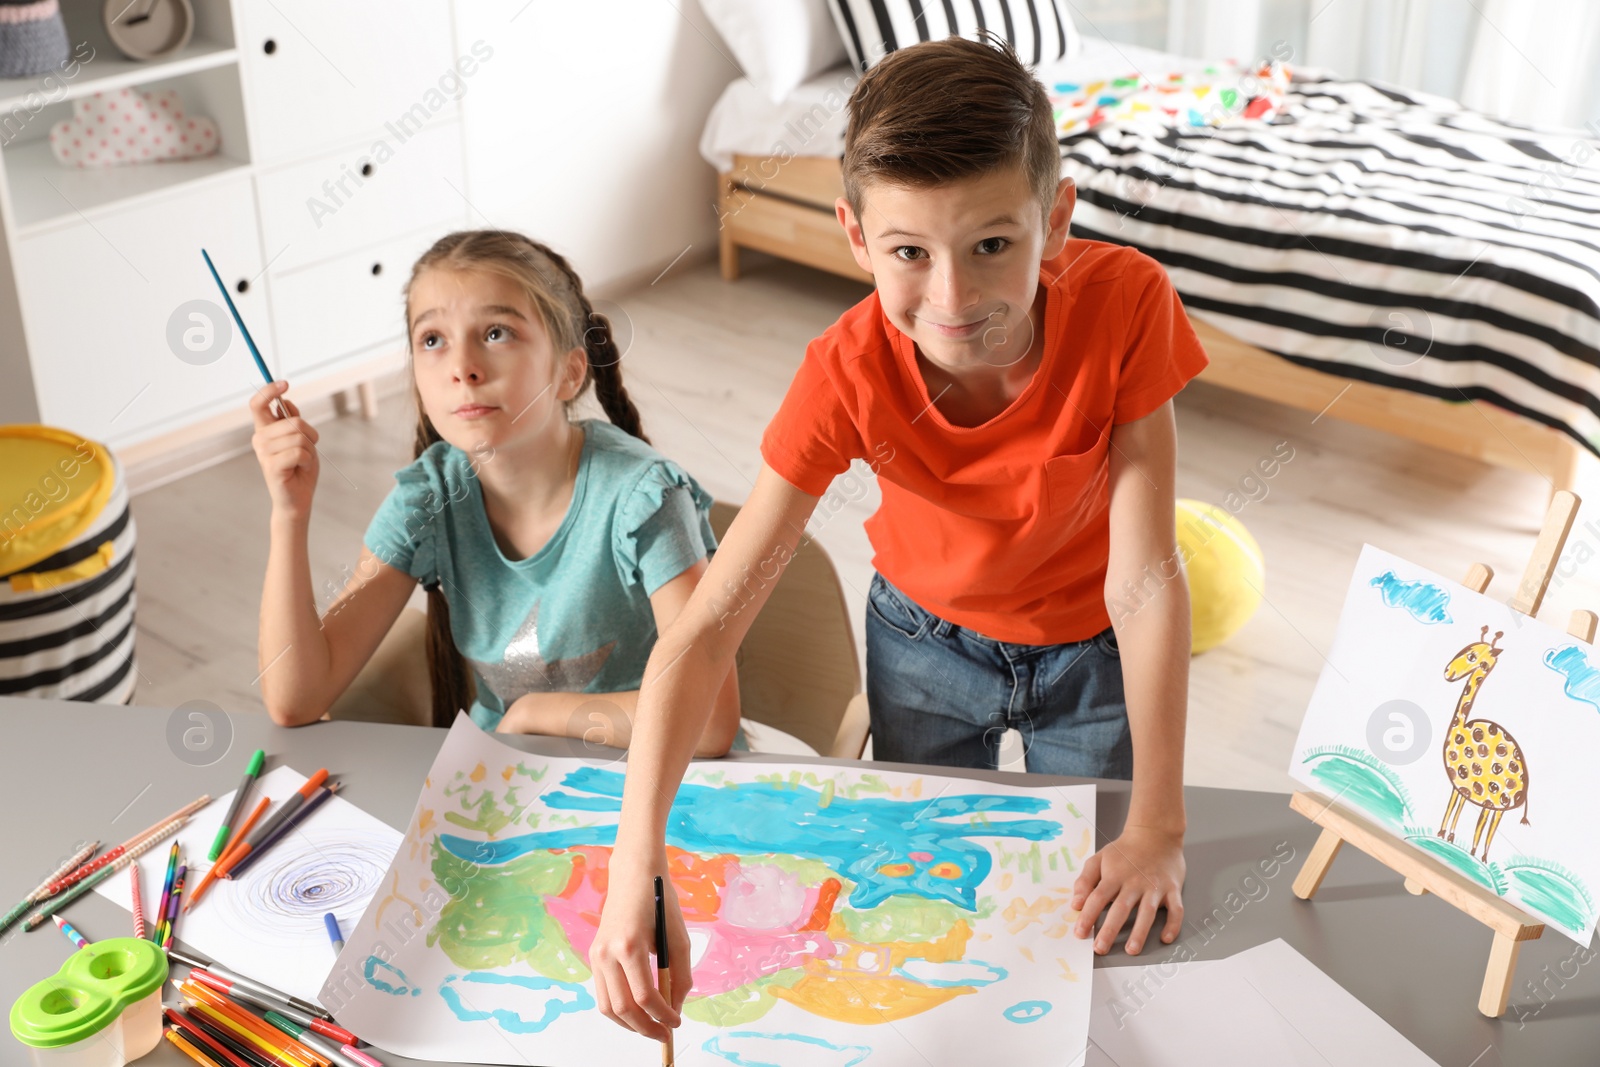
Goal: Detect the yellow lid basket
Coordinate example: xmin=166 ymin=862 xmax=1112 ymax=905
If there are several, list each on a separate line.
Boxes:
xmin=0 ymin=425 xmax=137 ymax=703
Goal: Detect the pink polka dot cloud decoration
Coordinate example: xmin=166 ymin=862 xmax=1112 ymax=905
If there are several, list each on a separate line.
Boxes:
xmin=49 ymin=86 xmax=218 ymax=168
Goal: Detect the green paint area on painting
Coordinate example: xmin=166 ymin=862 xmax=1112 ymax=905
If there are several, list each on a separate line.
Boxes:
xmin=838 ymin=895 xmax=987 ymax=944
xmin=1503 ymin=861 xmax=1596 ymax=936
xmin=429 ymin=839 xmax=589 ymax=980
xmin=1303 ymin=747 xmax=1414 ymax=827
xmin=1403 ymin=835 xmax=1503 ymax=893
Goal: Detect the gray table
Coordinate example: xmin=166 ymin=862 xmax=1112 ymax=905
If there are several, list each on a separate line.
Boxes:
xmin=1 ymin=698 xmax=1592 ymax=1065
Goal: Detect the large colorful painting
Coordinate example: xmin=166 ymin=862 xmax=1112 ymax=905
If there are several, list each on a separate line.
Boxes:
xmin=1290 ymin=544 xmax=1599 ymax=943
xmin=325 ymin=717 xmax=1097 ymax=1064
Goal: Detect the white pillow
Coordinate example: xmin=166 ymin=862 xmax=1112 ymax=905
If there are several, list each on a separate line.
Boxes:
xmin=826 ymin=0 xmax=1082 ymax=72
xmin=700 ymin=0 xmax=851 ymax=104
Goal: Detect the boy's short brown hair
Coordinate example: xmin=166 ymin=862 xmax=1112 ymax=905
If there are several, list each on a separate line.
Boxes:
xmin=842 ymin=34 xmax=1059 ymax=224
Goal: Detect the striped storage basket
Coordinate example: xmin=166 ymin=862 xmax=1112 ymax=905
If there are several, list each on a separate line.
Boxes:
xmin=0 ymin=425 xmax=137 ymax=703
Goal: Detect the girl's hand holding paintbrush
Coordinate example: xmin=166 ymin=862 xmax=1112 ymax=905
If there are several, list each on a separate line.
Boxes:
xmin=249 ymin=380 xmax=319 ymax=521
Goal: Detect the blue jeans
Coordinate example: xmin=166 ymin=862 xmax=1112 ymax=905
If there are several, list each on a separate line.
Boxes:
xmin=865 ymin=572 xmax=1133 ymax=779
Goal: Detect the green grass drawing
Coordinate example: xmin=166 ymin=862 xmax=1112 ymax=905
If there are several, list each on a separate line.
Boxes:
xmin=1402 ymin=832 xmax=1506 ymax=894
xmin=1501 ymin=858 xmax=1596 ymax=937
xmin=1300 ymin=745 xmax=1415 ymax=827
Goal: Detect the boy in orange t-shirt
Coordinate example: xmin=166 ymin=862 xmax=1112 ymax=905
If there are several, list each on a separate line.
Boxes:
xmin=588 ymin=34 xmax=1208 ymax=1038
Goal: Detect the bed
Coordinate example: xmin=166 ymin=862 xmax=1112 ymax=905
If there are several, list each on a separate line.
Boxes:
xmin=701 ymin=35 xmax=1597 ymax=495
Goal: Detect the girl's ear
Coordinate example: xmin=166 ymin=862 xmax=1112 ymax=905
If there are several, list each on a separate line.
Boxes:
xmin=559 ymin=345 xmax=587 ymax=400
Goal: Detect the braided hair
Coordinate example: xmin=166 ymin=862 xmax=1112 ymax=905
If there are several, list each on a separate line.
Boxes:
xmin=402 ymin=229 xmax=649 ymax=726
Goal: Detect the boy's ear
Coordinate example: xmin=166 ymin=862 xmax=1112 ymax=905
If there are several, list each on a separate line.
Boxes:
xmin=836 ymin=197 xmax=876 ymax=276
xmin=1043 ymin=177 xmax=1076 ymax=259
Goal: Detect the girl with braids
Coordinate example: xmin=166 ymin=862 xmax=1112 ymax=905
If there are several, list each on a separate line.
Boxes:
xmin=248 ymin=229 xmax=741 ymax=753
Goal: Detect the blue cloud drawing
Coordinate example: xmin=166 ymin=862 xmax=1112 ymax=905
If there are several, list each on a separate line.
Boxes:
xmin=438 ymin=973 xmax=592 ymax=1034
xmin=1369 ymin=571 xmax=1452 ymax=624
xmin=704 ymin=1032 xmax=872 ymax=1067
xmin=1543 ymin=645 xmax=1600 ymax=712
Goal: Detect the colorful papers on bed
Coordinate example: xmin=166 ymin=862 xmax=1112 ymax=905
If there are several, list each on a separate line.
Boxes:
xmin=1083 ymin=939 xmax=1439 ymax=1066
xmin=94 ymin=765 xmax=402 ymax=1004
xmin=324 ymin=715 xmax=1098 ymax=1065
xmin=1051 ymin=59 xmax=1292 ymax=135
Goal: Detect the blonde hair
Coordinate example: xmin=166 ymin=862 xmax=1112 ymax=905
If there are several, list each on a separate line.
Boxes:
xmin=401 ymin=229 xmax=648 ymax=726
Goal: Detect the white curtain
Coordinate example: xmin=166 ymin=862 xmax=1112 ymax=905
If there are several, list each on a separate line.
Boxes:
xmin=1455 ymin=0 xmax=1600 ymax=130
xmin=1073 ymin=0 xmax=1600 ymax=131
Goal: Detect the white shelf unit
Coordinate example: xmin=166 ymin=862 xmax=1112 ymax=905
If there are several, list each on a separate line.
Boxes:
xmin=0 ymin=0 xmax=471 ymax=462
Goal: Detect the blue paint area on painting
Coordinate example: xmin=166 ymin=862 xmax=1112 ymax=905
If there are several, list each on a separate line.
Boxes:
xmin=1543 ymin=645 xmax=1600 ymax=712
xmin=893 ymin=958 xmax=1009 ymax=988
xmin=363 ymin=956 xmax=422 ymax=997
xmin=703 ymin=1031 xmax=873 ymax=1067
xmin=1004 ymin=1000 xmax=1053 ymax=1024
xmin=1369 ymin=571 xmax=1452 ymax=624
xmin=439 ymin=766 xmax=1062 ymax=911
xmin=437 ymin=972 xmax=593 ymax=1034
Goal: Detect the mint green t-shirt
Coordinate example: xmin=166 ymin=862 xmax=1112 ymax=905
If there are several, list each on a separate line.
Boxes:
xmin=363 ymin=418 xmax=717 ymax=731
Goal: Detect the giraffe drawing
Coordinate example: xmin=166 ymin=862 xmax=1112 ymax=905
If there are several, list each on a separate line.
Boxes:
xmin=1437 ymin=626 xmax=1531 ymax=861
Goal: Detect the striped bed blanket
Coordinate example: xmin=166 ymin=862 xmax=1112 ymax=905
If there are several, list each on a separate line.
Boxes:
xmin=1061 ymin=75 xmax=1600 ymax=455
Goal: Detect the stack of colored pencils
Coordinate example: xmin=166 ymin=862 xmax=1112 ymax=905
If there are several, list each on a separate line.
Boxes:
xmin=1 ymin=794 xmax=212 ymax=935
xmin=165 ymin=954 xmax=380 ymax=1067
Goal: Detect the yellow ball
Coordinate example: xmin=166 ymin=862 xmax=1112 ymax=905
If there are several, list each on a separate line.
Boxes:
xmin=1175 ymin=499 xmax=1264 ymax=654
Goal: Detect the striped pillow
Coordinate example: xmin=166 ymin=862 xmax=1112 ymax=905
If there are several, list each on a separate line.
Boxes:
xmin=826 ymin=0 xmax=1081 ymax=72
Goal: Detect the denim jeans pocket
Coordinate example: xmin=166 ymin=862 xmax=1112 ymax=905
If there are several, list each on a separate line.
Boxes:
xmin=1093 ymin=626 xmax=1121 ymax=659
xmin=868 ymin=573 xmax=930 ymax=641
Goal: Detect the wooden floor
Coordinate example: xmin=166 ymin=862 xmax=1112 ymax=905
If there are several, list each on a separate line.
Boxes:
xmin=127 ymin=252 xmax=1596 ymax=794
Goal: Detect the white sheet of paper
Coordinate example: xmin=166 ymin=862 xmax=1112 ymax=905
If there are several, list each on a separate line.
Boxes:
xmin=1086 ymin=939 xmax=1438 ymax=1066
xmin=325 ymin=715 xmax=1097 ymax=1065
xmin=93 ymin=765 xmax=402 ymax=1004
xmin=1289 ymin=544 xmax=1600 ymax=944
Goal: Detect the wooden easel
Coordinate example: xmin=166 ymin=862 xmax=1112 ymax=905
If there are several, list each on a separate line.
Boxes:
xmin=1289 ymin=490 xmax=1592 ymax=1017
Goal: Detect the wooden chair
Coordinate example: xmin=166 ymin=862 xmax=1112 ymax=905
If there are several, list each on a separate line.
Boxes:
xmin=707 ymin=501 xmax=870 ymax=760
xmin=327 ymin=500 xmax=873 ymax=760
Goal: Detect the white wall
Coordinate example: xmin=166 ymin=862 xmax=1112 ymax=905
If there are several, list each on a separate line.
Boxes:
xmin=452 ymin=0 xmax=739 ymax=293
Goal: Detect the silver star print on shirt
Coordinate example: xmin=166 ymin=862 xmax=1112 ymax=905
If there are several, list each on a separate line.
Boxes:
xmin=467 ymin=600 xmax=615 ymax=706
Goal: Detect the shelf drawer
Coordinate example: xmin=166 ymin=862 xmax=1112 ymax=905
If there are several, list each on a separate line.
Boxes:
xmin=269 ymin=228 xmax=448 ymax=378
xmin=14 ymin=174 xmax=273 ymax=447
xmin=255 ymin=121 xmax=465 ymax=274
xmin=236 ymin=0 xmax=459 ymax=163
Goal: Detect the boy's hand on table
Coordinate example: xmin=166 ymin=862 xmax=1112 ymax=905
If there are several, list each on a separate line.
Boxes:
xmin=1070 ymin=824 xmax=1186 ymax=955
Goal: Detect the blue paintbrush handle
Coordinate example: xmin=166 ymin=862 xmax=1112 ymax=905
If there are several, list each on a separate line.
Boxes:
xmin=201 ymin=248 xmax=273 ymax=387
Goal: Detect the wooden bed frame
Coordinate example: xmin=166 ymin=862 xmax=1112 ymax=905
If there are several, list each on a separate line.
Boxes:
xmin=717 ymin=154 xmax=1586 ymax=496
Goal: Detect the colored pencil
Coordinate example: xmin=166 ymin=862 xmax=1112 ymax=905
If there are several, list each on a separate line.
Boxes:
xmin=153 ymin=842 xmax=180 ymax=947
xmin=167 ymin=949 xmax=333 ymax=1021
xmin=179 ymin=981 xmax=322 ymax=1067
xmin=186 ymin=1001 xmax=317 ymax=1067
xmin=163 ymin=864 xmax=187 ymax=949
xmin=229 ymin=783 xmax=339 ymax=879
xmin=130 ymin=864 xmax=146 ymax=939
xmin=210 ymin=749 xmax=267 ymax=861
xmin=188 ymin=795 xmax=272 ymax=912
xmin=194 ymin=971 xmax=358 ymax=1045
xmin=185 ymin=1009 xmax=296 ymax=1067
xmin=655 ymin=874 xmax=674 ymax=1067
xmin=0 ymin=840 xmax=98 ymax=934
xmin=167 ymin=1029 xmax=226 ymax=1067
xmin=44 ymin=795 xmax=210 ymax=896
xmin=173 ymin=1003 xmax=281 ymax=1067
xmin=23 ymin=817 xmax=186 ymax=930
xmin=52 ymin=914 xmax=90 ymax=949
xmin=165 ymin=1008 xmax=262 ymax=1067
xmin=216 ymin=771 xmax=328 ymax=882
